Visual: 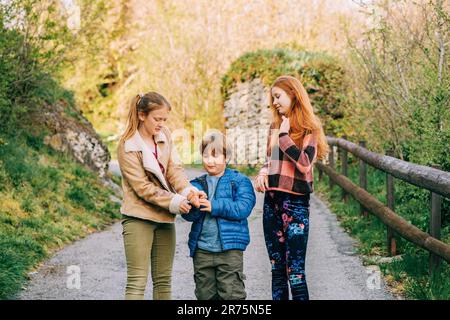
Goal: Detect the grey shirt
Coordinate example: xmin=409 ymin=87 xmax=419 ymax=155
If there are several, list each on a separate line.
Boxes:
xmin=197 ymin=174 xmax=222 ymax=252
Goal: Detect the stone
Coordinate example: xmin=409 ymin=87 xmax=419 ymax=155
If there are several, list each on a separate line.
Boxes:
xmin=38 ymin=102 xmax=111 ymax=177
xmin=223 ymin=79 xmax=272 ymax=165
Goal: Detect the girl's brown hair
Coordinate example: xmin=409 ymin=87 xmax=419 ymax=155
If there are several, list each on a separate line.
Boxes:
xmin=120 ymin=92 xmax=171 ymax=144
xmin=269 ymin=75 xmax=329 ymax=160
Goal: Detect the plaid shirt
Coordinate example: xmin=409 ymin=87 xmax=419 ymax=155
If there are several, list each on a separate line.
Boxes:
xmin=258 ymin=124 xmax=317 ymax=195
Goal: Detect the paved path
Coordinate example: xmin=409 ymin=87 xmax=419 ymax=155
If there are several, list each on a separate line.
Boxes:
xmin=19 ymin=166 xmax=395 ymax=300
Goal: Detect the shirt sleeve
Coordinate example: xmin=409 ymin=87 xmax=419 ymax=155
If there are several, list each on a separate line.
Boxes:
xmin=278 ymin=131 xmax=317 ymax=175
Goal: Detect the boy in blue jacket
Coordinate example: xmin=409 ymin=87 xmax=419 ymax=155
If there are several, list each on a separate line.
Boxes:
xmin=182 ymin=132 xmax=256 ymax=300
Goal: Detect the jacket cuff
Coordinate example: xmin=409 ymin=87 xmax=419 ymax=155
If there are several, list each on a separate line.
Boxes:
xmin=169 ymin=194 xmax=187 ymax=214
xmin=180 ymin=186 xmax=199 ymax=197
xmin=210 ymin=199 xmax=222 ymax=218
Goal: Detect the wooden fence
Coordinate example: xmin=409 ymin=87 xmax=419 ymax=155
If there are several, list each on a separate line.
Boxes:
xmin=315 ymin=136 xmax=450 ymax=275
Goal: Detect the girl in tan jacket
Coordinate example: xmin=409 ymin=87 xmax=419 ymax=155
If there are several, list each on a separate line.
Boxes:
xmin=118 ymin=92 xmax=206 ymax=300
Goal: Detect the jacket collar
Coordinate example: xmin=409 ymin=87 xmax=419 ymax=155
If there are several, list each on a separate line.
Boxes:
xmin=193 ymin=168 xmax=236 ymax=198
xmin=124 ymin=129 xmax=170 ymax=191
xmin=194 ymin=168 xmax=234 ymax=184
xmin=154 ymin=130 xmax=167 ymax=144
xmin=124 ymin=128 xmax=167 ymax=151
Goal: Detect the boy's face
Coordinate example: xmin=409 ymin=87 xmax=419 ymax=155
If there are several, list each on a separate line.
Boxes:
xmin=202 ymin=146 xmax=226 ymax=176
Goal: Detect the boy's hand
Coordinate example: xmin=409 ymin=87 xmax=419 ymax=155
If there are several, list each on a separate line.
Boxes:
xmin=198 ymin=190 xmax=208 ymax=199
xmin=199 ymin=198 xmax=212 ymax=213
xmin=187 ymin=190 xmax=201 ymax=208
xmin=179 ymin=199 xmax=192 ymax=214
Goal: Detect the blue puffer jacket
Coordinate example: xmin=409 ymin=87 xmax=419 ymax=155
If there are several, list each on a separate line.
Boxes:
xmin=182 ymin=168 xmax=256 ymax=257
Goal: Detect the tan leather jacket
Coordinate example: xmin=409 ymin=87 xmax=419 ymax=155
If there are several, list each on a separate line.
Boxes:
xmin=117 ymin=126 xmax=197 ymax=223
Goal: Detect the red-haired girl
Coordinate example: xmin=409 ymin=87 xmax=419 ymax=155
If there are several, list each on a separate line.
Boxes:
xmin=255 ymin=75 xmax=329 ymax=300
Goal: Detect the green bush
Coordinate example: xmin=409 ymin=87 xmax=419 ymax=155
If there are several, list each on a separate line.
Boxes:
xmin=0 ymin=13 xmax=76 ymax=135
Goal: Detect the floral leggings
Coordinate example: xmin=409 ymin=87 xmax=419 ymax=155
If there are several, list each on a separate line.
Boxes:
xmin=263 ymin=190 xmax=310 ymax=300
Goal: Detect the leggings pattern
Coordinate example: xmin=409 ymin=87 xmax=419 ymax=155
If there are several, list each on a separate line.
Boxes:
xmin=263 ymin=191 xmax=310 ymax=300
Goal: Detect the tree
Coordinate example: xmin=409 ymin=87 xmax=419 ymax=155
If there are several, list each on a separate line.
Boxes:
xmin=346 ymin=0 xmax=449 ymax=168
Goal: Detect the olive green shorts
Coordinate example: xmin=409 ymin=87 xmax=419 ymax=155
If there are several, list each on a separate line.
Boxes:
xmin=193 ymin=249 xmax=246 ymax=300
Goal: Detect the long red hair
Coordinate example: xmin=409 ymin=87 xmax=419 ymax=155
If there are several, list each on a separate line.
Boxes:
xmin=269 ymin=75 xmax=329 ymax=160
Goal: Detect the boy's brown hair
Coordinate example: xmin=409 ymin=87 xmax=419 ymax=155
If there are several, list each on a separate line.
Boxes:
xmin=200 ymin=131 xmax=232 ymax=163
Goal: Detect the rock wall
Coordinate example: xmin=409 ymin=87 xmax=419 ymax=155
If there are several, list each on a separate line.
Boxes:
xmin=223 ymin=79 xmax=272 ymax=165
xmin=39 ymin=101 xmax=110 ymax=177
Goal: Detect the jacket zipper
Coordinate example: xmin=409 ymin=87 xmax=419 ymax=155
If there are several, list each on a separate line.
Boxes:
xmin=195 ymin=174 xmax=227 ymax=252
xmin=212 ymin=175 xmax=225 ymax=251
xmin=194 ymin=177 xmax=208 ymax=253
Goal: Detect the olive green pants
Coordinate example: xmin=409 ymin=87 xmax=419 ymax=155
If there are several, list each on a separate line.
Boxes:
xmin=193 ymin=249 xmax=247 ymax=300
xmin=121 ymin=215 xmax=175 ymax=300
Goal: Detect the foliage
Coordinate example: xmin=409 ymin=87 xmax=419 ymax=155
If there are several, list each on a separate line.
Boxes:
xmin=345 ymin=0 xmax=449 ymax=167
xmin=0 ymin=0 xmax=113 ymax=134
xmin=0 ymin=0 xmax=121 ymax=299
xmin=0 ymin=134 xmax=120 ymax=299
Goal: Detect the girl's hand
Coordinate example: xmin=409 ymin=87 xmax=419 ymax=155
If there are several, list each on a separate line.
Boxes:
xmin=187 ymin=190 xmax=201 ymax=208
xmin=280 ymin=116 xmax=290 ymax=134
xmin=199 ymin=198 xmax=212 ymax=212
xmin=198 ymin=190 xmax=208 ymax=200
xmin=179 ymin=199 xmax=192 ymax=214
xmin=255 ymin=174 xmax=269 ymax=193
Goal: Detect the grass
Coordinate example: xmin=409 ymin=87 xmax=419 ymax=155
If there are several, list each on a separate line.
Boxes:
xmin=0 ymin=134 xmax=121 ymax=299
xmin=314 ymin=158 xmax=450 ymax=300
xmin=109 ymin=171 xmax=122 ymax=187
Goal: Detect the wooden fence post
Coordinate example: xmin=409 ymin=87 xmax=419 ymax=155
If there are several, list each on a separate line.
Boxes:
xmin=359 ymin=141 xmax=368 ymax=218
xmin=341 ymin=135 xmax=348 ymax=203
xmin=386 ymin=149 xmax=396 ymax=256
xmin=430 ymin=164 xmax=442 ymax=275
xmin=329 ymin=146 xmax=335 ymax=189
